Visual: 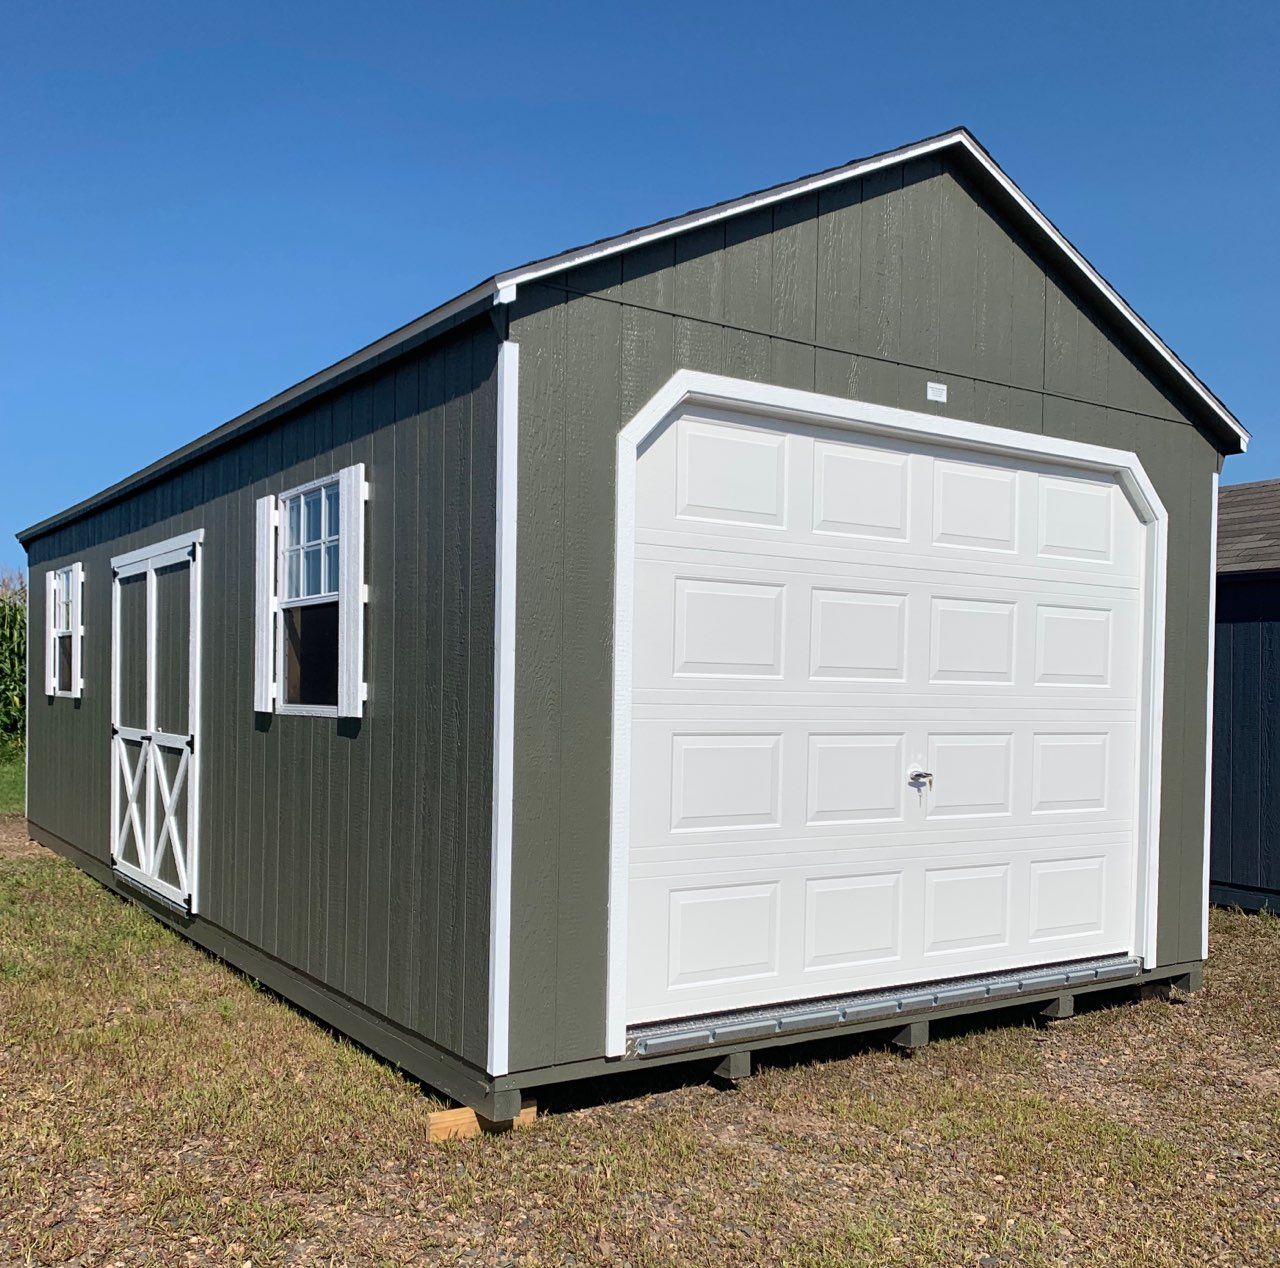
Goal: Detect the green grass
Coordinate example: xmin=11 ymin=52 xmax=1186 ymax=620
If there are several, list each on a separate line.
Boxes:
xmin=1 ymin=844 xmax=1278 ymax=1266
xmin=0 ymin=741 xmax=22 ymax=816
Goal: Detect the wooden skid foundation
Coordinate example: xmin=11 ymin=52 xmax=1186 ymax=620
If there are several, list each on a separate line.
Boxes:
xmin=428 ymin=1100 xmax=537 ymax=1143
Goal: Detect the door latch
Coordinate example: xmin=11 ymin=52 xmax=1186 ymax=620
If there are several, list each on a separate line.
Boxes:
xmin=907 ymin=768 xmax=934 ymax=796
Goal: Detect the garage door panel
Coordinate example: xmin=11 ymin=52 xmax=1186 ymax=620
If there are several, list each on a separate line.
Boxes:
xmin=804 ymin=873 xmax=904 ymax=969
xmin=931 ymin=461 xmax=1020 ymax=553
xmin=635 ymin=693 xmax=1140 ymax=716
xmin=627 ymin=844 xmax=1133 ymax=1021
xmin=636 ymin=531 xmax=1142 ymax=594
xmin=633 ymin=556 xmax=1140 ymax=700
xmin=631 ymin=718 xmax=1135 ymax=851
xmin=812 ymin=441 xmax=911 ymax=541
xmin=668 ymin=734 xmax=782 ymax=832
xmin=672 ymin=577 xmax=785 ymax=678
xmin=1032 ymin=733 xmax=1111 ymax=813
xmin=810 ymin=588 xmax=908 ymax=681
xmin=806 ymin=733 xmax=905 ymax=824
xmin=1029 ymin=856 xmax=1108 ymax=942
xmin=630 ymin=828 xmax=1137 ymax=873
xmin=1035 ymin=604 xmax=1115 ymax=687
xmin=666 ymin=881 xmax=781 ymax=989
xmin=675 ymin=419 xmax=788 ymax=528
xmin=640 ymin=412 xmax=1143 ymax=575
xmin=928 ymin=598 xmax=1017 ymax=684
xmin=627 ymin=409 xmax=1147 ymax=1026
xmin=925 ymin=734 xmax=1014 ymax=818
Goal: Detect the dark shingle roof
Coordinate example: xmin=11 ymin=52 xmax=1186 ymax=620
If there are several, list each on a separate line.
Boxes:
xmin=1218 ymin=479 xmax=1280 ymax=573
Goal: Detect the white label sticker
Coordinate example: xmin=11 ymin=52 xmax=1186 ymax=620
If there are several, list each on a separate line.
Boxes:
xmin=927 ymin=381 xmax=948 ymax=403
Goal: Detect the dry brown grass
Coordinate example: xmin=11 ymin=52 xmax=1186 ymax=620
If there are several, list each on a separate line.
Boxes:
xmin=2 ymin=835 xmax=1278 ymax=1266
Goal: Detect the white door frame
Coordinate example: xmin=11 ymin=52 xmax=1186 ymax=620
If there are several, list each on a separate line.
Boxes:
xmin=110 ymin=529 xmax=205 ymax=913
xmin=605 ymin=371 xmax=1168 ymax=1056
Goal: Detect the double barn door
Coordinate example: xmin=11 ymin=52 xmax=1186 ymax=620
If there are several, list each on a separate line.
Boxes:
xmin=110 ymin=532 xmax=203 ymax=911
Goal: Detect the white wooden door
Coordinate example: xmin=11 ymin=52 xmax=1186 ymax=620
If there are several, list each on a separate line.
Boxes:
xmin=110 ymin=532 xmax=203 ymax=911
xmin=626 ymin=409 xmax=1147 ymax=1025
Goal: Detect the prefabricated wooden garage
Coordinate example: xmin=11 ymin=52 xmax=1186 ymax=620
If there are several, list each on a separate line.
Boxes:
xmin=1210 ymin=479 xmax=1280 ymax=912
xmin=19 ymin=128 xmax=1247 ymax=1119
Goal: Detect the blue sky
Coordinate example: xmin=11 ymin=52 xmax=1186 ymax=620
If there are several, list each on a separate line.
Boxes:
xmin=2 ymin=2 xmax=1276 ymax=573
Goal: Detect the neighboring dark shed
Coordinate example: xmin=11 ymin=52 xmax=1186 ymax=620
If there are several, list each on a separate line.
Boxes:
xmin=18 ymin=128 xmax=1247 ymax=1119
xmin=1211 ymin=479 xmax=1280 ymax=912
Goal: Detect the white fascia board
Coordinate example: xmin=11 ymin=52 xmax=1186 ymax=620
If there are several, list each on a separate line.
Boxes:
xmin=952 ymin=135 xmax=1248 ymax=454
xmin=495 ymin=131 xmax=968 ymax=291
xmin=494 ymin=130 xmax=1246 ymax=454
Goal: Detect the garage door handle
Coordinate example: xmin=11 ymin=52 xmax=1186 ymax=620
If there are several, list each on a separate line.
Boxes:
xmin=908 ymin=769 xmax=934 ymax=788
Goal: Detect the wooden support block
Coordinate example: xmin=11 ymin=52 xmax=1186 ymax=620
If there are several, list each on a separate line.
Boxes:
xmin=713 ymin=1049 xmax=752 ymax=1083
xmin=892 ymin=1019 xmax=929 ymax=1051
xmin=1039 ymin=993 xmax=1074 ymax=1022
xmin=427 ymin=1100 xmax=536 ymax=1142
xmin=1171 ymin=965 xmax=1204 ymax=994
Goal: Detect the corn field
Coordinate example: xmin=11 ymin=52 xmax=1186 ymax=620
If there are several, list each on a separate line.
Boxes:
xmin=0 ymin=572 xmax=26 ymax=742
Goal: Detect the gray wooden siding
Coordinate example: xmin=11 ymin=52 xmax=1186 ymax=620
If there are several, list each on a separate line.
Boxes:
xmin=1210 ymin=574 xmax=1280 ymax=911
xmin=25 ymin=319 xmax=499 ymax=1069
xmin=508 ymin=152 xmax=1220 ymax=1072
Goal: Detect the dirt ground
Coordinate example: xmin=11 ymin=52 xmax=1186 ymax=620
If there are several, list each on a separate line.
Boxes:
xmin=1 ymin=827 xmax=1278 ymax=1266
xmin=0 ymin=816 xmax=40 ymax=860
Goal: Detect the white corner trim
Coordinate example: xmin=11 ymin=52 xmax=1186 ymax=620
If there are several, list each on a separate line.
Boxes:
xmin=604 ymin=370 xmax=1169 ymax=1055
xmin=487 ymin=338 xmax=520 ymax=1076
xmin=1202 ymin=471 xmax=1220 ymax=960
xmin=494 ymin=130 xmax=1245 ymax=453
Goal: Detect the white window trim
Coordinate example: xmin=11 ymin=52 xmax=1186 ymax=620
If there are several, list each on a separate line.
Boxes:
xmin=46 ymin=561 xmax=85 ymax=699
xmin=603 ymin=370 xmax=1169 ymax=1057
xmin=255 ymin=464 xmax=368 ymax=718
xmin=275 ymin=474 xmax=340 ymax=718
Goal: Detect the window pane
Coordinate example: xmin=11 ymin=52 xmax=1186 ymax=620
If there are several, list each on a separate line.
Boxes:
xmin=287 ymin=496 xmax=301 ymax=549
xmin=57 ymin=569 xmax=72 ymax=631
xmin=56 ymin=633 xmax=73 ymax=692
xmin=303 ymin=545 xmax=322 ymax=597
xmin=283 ymin=601 xmax=339 ymax=707
xmin=325 ymin=484 xmax=340 ymax=541
xmin=325 ymin=542 xmax=339 ymax=594
xmin=304 ymin=489 xmax=322 ymax=544
xmin=286 ymin=550 xmax=300 ymax=600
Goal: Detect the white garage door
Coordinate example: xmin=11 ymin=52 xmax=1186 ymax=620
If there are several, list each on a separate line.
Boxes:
xmin=625 ymin=407 xmax=1147 ymax=1025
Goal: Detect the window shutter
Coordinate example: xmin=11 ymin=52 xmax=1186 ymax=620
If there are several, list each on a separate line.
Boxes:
xmin=254 ymin=495 xmax=277 ymax=712
xmin=337 ymin=462 xmax=367 ymax=718
xmin=44 ymin=571 xmax=56 ymax=697
xmin=69 ymin=561 xmax=84 ymax=697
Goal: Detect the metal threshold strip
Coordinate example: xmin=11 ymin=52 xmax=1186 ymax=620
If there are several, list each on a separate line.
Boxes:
xmin=628 ymin=955 xmax=1141 ymax=1058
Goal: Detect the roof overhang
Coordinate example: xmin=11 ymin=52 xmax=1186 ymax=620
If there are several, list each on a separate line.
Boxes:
xmin=18 ymin=127 xmax=1246 ymax=547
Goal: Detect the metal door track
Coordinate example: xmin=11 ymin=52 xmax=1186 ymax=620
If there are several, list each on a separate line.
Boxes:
xmin=628 ymin=955 xmax=1141 ymax=1058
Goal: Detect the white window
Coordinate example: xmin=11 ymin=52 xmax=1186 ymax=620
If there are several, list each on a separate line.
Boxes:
xmin=254 ymin=463 xmax=367 ymax=717
xmin=46 ymin=562 xmax=84 ymax=698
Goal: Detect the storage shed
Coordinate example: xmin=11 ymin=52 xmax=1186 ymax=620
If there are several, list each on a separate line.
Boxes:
xmin=19 ymin=128 xmax=1247 ymax=1120
xmin=1210 ymin=479 xmax=1280 ymax=912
